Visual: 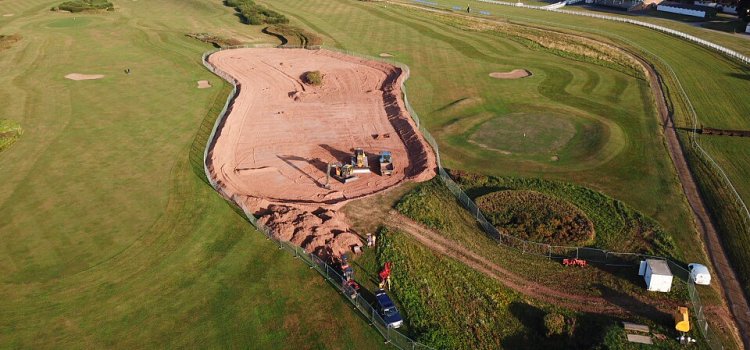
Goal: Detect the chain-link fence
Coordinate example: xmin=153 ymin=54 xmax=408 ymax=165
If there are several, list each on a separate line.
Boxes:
xmin=202 ymin=45 xmax=725 ymax=349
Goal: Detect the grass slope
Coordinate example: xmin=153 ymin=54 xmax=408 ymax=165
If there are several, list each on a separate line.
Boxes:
xmin=0 ymin=0 xmax=386 ymax=347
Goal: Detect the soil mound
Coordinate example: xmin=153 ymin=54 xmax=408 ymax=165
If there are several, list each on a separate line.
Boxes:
xmin=258 ymin=205 xmax=362 ymax=262
xmin=489 ymin=69 xmax=532 ymax=79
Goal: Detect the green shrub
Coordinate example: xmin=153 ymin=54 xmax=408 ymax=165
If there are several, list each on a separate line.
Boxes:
xmin=302 ymin=71 xmax=322 ymax=86
xmin=544 ymin=313 xmax=566 ymax=337
xmin=0 ymin=119 xmax=23 ymax=153
xmin=224 ymin=0 xmax=288 ymax=25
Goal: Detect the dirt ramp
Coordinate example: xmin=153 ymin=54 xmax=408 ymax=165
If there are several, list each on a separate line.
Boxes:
xmin=258 ymin=205 xmax=363 ymax=262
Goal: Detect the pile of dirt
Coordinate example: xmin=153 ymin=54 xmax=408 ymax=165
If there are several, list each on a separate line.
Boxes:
xmin=258 ymin=204 xmax=362 ymax=262
xmin=489 ymin=69 xmax=532 ymax=79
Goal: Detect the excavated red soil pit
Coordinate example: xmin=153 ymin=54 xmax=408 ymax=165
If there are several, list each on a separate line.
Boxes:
xmin=206 ymin=48 xmax=436 ymax=261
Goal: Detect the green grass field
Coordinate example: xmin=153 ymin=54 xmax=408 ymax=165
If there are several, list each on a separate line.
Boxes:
xmin=1 ymin=0 xmax=749 ymax=347
xmin=0 ymin=0 xmax=387 ymax=348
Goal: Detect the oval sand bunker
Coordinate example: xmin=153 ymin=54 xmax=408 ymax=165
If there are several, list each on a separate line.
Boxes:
xmin=65 ymin=73 xmax=105 ymax=81
xmin=489 ymin=69 xmax=532 ymax=79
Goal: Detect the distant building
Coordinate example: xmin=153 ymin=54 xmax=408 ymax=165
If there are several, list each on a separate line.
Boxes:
xmin=657 ymin=1 xmax=718 ymax=17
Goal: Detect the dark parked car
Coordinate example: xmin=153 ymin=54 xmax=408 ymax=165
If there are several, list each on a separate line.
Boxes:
xmin=374 ymin=289 xmax=403 ymax=328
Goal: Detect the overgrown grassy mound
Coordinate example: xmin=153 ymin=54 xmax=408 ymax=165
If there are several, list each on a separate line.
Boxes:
xmin=450 ymin=170 xmax=676 ymax=256
xmin=398 ymin=171 xmax=677 ymax=257
xmin=302 ymin=71 xmax=322 ymax=86
xmin=186 ymin=33 xmax=242 ymax=48
xmin=0 ymin=119 xmax=23 ymax=153
xmin=263 ymin=24 xmax=322 ymax=48
xmin=225 ymin=0 xmax=288 ymax=25
xmin=477 ymin=190 xmax=595 ymax=246
xmin=54 ymin=0 xmax=113 ymax=12
xmin=0 ymin=35 xmax=22 ymax=51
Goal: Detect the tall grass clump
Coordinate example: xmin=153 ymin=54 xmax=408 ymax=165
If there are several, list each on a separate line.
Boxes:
xmin=224 ymin=0 xmax=288 ymax=25
xmin=54 ymin=0 xmax=114 ymax=12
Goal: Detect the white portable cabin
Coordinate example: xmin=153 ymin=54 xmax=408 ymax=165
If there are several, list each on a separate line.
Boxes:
xmin=639 ymin=259 xmax=673 ymax=292
xmin=688 ymin=263 xmax=711 ymax=285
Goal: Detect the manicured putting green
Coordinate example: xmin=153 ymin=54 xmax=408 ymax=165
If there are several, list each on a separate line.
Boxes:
xmin=470 ymin=113 xmax=576 ymax=155
xmin=468 ymin=112 xmax=610 ymax=164
xmin=46 ymin=17 xmax=93 ymax=28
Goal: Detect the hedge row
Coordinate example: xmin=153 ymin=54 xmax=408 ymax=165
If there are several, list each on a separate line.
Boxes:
xmin=224 ymin=0 xmax=288 ymax=25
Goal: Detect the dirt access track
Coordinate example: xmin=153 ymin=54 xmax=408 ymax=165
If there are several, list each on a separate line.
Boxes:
xmin=206 ymin=48 xmax=436 ymax=260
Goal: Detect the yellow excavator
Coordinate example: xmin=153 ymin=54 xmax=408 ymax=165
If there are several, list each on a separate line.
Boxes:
xmin=351 ymin=148 xmax=371 ymax=174
xmin=328 ymin=162 xmax=358 ymax=184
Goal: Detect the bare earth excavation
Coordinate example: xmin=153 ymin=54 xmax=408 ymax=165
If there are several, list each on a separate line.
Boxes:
xmin=206 ymin=48 xmax=436 ymax=261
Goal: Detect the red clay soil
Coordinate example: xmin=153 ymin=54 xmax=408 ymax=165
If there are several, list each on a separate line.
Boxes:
xmin=206 ymin=48 xmax=436 ymax=261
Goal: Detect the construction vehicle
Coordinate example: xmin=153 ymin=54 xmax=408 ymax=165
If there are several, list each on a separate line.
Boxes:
xmin=328 ymin=162 xmax=358 ymax=184
xmin=675 ymin=306 xmax=690 ymax=333
xmin=379 ymin=151 xmax=393 ymax=176
xmin=351 ymin=148 xmax=371 ymax=174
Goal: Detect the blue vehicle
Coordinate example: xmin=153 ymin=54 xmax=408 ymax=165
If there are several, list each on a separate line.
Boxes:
xmin=374 ymin=289 xmax=403 ymax=328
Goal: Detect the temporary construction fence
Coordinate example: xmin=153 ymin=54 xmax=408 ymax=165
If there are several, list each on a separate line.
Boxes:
xmin=202 ymin=45 xmax=725 ymax=349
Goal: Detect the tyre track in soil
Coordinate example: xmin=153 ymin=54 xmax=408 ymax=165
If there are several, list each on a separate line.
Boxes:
xmin=385 ymin=211 xmax=679 ymax=317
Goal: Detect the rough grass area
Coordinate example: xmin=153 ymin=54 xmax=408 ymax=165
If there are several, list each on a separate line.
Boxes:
xmin=0 ymin=119 xmax=22 ymax=153
xmin=54 ymin=0 xmax=113 ymax=12
xmin=377 ymin=228 xmax=694 ymax=350
xmin=225 ymin=0 xmax=288 ymax=25
xmin=477 ymin=190 xmax=595 ymax=246
xmin=263 ymin=24 xmax=323 ymax=47
xmin=301 ymin=70 xmax=322 ymax=86
xmin=186 ymin=32 xmax=242 ymax=48
xmin=399 ymin=172 xmax=676 ymax=257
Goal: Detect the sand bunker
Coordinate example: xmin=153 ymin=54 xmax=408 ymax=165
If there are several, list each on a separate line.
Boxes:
xmin=65 ymin=73 xmax=104 ymax=81
xmin=197 ymin=80 xmax=212 ymax=89
xmin=489 ymin=69 xmax=532 ymax=79
xmin=207 ymin=48 xmax=436 ymax=261
xmin=379 ymin=53 xmax=393 ymax=57
xmin=3 ymin=14 xmax=14 ymax=17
